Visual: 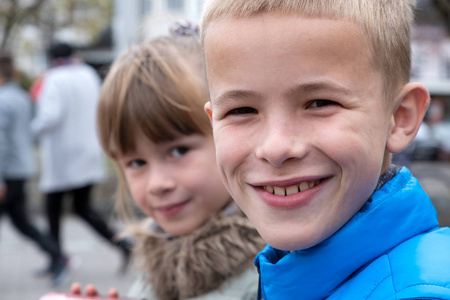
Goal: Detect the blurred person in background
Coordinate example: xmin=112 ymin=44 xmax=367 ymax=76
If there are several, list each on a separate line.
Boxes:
xmin=31 ymin=43 xmax=131 ymax=278
xmin=0 ymin=52 xmax=68 ymax=286
xmin=427 ymin=97 xmax=450 ymax=160
xmin=413 ymin=96 xmax=450 ymax=161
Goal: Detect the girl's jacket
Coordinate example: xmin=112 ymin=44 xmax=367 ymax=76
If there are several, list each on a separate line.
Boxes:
xmin=256 ymin=167 xmax=450 ymax=299
xmin=126 ymin=205 xmax=266 ymax=300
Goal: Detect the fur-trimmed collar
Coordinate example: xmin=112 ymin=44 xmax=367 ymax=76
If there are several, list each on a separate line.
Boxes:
xmin=127 ymin=207 xmax=265 ymax=300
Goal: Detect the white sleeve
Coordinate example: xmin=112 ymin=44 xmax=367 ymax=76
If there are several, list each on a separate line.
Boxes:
xmin=30 ymin=75 xmax=64 ymax=138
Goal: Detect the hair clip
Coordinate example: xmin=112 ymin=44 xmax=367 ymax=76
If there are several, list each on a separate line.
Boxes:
xmin=169 ymin=20 xmax=199 ymax=37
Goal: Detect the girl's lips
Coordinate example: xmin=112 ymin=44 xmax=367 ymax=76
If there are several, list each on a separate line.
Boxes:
xmin=155 ymin=200 xmax=190 ymax=217
xmin=255 ymin=177 xmax=329 ymax=209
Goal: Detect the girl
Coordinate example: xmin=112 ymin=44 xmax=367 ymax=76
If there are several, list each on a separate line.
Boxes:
xmin=92 ymin=23 xmax=265 ymax=300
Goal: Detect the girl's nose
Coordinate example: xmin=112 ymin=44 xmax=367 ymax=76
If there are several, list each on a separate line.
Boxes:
xmin=146 ymin=165 xmax=176 ymax=196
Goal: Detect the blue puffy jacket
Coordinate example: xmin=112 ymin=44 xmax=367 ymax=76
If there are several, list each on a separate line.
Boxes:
xmin=255 ymin=167 xmax=450 ymax=299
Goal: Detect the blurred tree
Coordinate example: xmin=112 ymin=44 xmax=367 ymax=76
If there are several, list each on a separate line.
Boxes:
xmin=0 ymin=0 xmax=46 ymax=51
xmin=47 ymin=0 xmax=113 ymax=43
xmin=0 ymin=0 xmax=112 ymax=51
xmin=433 ymin=0 xmax=450 ymax=30
xmin=0 ymin=0 xmax=112 ymax=78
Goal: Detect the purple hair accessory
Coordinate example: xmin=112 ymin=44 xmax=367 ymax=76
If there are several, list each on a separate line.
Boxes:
xmin=169 ymin=20 xmax=199 ymax=37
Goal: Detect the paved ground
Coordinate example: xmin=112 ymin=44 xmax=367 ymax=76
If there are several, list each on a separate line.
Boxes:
xmin=0 ymin=161 xmax=449 ymax=300
xmin=0 ymin=215 xmax=138 ymax=300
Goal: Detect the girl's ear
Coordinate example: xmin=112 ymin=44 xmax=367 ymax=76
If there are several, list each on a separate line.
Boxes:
xmin=204 ymin=101 xmax=213 ymax=125
xmin=386 ymin=82 xmax=430 ymax=154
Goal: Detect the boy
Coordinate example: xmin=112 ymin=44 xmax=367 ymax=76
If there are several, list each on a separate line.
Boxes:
xmin=201 ymin=0 xmax=450 ymax=299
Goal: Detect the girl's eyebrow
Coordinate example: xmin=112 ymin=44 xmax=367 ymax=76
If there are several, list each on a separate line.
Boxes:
xmin=116 ymin=150 xmax=139 ymax=160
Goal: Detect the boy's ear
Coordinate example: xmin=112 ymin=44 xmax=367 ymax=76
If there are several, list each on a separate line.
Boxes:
xmin=386 ymin=82 xmax=430 ymax=153
xmin=204 ymin=101 xmax=213 ymax=125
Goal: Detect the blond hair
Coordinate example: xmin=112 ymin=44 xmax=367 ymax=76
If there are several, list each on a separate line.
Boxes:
xmin=97 ymin=35 xmax=209 ymax=220
xmin=200 ymin=0 xmax=416 ymax=100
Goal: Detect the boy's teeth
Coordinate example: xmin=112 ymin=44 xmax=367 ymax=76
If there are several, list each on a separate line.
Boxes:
xmin=273 ymin=186 xmax=285 ymax=196
xmin=286 ymin=185 xmax=298 ymax=196
xmin=264 ymin=180 xmax=320 ymax=196
xmin=299 ymin=182 xmax=309 ymax=192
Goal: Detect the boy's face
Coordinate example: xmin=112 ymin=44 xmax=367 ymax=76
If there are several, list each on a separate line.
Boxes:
xmin=204 ymin=14 xmax=395 ymax=251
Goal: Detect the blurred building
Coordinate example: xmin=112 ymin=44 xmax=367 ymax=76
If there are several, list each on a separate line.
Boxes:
xmin=412 ymin=0 xmax=450 ymax=95
xmin=76 ymin=0 xmax=204 ymax=78
xmin=112 ymin=0 xmax=204 ymax=54
xmin=406 ymin=0 xmax=450 ymax=162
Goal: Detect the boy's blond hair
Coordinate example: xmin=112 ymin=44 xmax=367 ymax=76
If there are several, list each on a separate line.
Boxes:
xmin=97 ymin=35 xmax=210 ymax=219
xmin=200 ymin=0 xmax=416 ymax=100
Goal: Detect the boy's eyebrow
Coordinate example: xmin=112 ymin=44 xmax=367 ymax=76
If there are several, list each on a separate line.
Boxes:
xmin=212 ymin=89 xmax=261 ymax=108
xmin=285 ymin=81 xmax=352 ymax=98
xmin=212 ymin=80 xmax=352 ymax=108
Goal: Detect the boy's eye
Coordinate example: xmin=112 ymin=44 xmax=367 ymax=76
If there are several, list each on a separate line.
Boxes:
xmin=308 ymin=99 xmax=340 ymax=108
xmin=171 ymin=146 xmax=189 ymax=157
xmin=226 ymin=107 xmax=258 ymax=116
xmin=128 ymin=159 xmax=146 ymax=168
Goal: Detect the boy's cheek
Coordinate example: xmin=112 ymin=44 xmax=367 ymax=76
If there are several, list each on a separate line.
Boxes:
xmin=214 ymin=125 xmax=248 ymax=155
xmin=214 ymin=134 xmax=244 ymax=175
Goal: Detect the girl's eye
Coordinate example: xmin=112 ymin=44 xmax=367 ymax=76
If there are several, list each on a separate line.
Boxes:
xmin=226 ymin=107 xmax=258 ymax=116
xmin=308 ymin=99 xmax=340 ymax=108
xmin=128 ymin=159 xmax=146 ymax=168
xmin=171 ymin=146 xmax=189 ymax=157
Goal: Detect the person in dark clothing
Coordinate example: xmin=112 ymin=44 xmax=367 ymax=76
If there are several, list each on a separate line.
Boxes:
xmin=0 ymin=52 xmax=69 ymax=286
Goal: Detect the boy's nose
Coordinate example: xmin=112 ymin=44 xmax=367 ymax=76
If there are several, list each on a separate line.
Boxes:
xmin=255 ymin=117 xmax=308 ymax=167
xmin=146 ymin=166 xmax=176 ymax=196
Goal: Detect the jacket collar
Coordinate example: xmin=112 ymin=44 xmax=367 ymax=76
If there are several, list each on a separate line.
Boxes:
xmin=127 ymin=203 xmax=266 ymax=300
xmin=255 ymin=167 xmax=439 ymax=300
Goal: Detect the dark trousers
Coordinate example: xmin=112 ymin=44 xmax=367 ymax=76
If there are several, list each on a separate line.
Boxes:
xmin=0 ymin=179 xmax=61 ymax=261
xmin=46 ymin=184 xmax=117 ymax=250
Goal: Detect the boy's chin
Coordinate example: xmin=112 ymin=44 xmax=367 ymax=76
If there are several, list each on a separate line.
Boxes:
xmin=263 ymin=232 xmax=325 ymax=252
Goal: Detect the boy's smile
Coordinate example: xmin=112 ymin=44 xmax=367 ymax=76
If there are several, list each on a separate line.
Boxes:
xmin=257 ymin=177 xmax=328 ymax=209
xmin=204 ymin=14 xmax=396 ymax=251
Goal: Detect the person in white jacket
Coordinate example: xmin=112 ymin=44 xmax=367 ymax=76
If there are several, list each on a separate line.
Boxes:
xmin=31 ymin=43 xmax=131 ymax=282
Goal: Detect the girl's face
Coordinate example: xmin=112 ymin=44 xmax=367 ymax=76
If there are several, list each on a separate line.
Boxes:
xmin=118 ymin=131 xmax=230 ymax=236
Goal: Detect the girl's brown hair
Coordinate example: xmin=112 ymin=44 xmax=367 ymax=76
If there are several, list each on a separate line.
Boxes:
xmin=97 ymin=34 xmax=210 ymax=220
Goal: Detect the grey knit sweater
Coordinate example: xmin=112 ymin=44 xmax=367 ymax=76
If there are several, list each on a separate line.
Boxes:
xmin=0 ymin=81 xmax=35 ymax=184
